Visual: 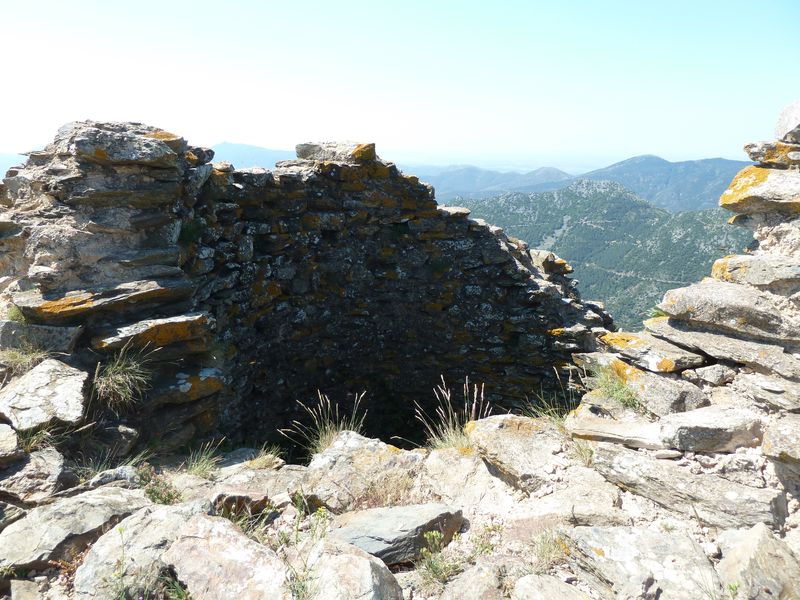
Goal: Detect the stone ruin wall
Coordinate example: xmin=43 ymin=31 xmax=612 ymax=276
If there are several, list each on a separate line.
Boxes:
xmin=0 ymin=122 xmax=611 ymax=451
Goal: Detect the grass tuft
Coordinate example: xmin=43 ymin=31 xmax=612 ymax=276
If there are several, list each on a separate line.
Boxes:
xmin=280 ymin=391 xmax=367 ymax=458
xmin=0 ymin=343 xmax=49 ymax=379
xmin=246 ymin=444 xmax=284 ymax=470
xmin=184 ymin=439 xmax=224 ymax=479
xmin=415 ymin=376 xmax=490 ymax=451
xmin=593 ymin=366 xmax=642 ymax=411
xmin=69 ymin=448 xmax=153 ymax=483
xmin=92 ymin=342 xmax=153 ymax=416
xmin=530 ymin=529 xmax=569 ymax=574
xmin=416 ymin=530 xmax=463 ymax=591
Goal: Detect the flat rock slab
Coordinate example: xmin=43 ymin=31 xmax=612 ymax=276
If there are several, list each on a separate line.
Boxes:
xmin=0 ymin=358 xmax=87 ymax=431
xmin=720 ymin=165 xmax=800 ymax=214
xmin=163 ymin=514 xmax=290 ymax=600
xmin=645 ymin=316 xmax=800 ymax=381
xmin=12 ymin=278 xmax=194 ymax=323
xmin=712 ymin=253 xmax=800 ymax=292
xmin=600 ymin=330 xmax=705 ymax=373
xmin=91 ymin=312 xmax=211 ymax=352
xmin=512 ymin=574 xmax=590 ymax=599
xmin=592 ymin=443 xmax=787 ymax=529
xmin=308 ymin=539 xmax=403 ymax=600
xmin=148 ymin=367 xmax=223 ymax=406
xmin=54 ymin=122 xmax=183 ymax=167
xmin=564 ymin=401 xmax=664 ymax=450
xmin=762 ymin=413 xmax=800 ymax=464
xmin=745 ymin=140 xmax=800 ymax=168
xmin=658 ymin=279 xmax=800 ymax=345
xmin=0 ymin=320 xmax=83 ymax=353
xmin=0 ymin=424 xmax=22 ymax=466
xmin=465 ymin=414 xmax=565 ymax=493
xmin=733 ymin=371 xmax=800 ymax=412
xmin=658 ymin=405 xmax=764 ymax=453
xmin=0 ymin=446 xmax=65 ymax=504
xmin=717 ymin=523 xmax=800 ymax=600
xmin=565 ymin=526 xmax=721 ymax=599
xmin=332 ymin=503 xmax=462 ymax=566
xmin=73 ymin=501 xmax=212 ymax=600
xmin=0 ymin=487 xmax=149 ymax=570
xmin=607 ymin=358 xmax=706 ymax=416
xmin=296 ymin=141 xmax=377 ymax=162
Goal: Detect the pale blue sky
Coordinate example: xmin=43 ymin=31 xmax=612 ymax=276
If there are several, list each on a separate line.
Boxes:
xmin=1 ymin=0 xmax=798 ymax=170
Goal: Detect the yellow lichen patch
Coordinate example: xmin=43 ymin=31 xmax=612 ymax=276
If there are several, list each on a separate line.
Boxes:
xmin=547 ymin=328 xmax=566 ymax=337
xmin=182 ymin=375 xmax=223 ymax=402
xmin=591 ymin=546 xmax=605 ymax=557
xmin=719 ymin=165 xmax=771 ymax=211
xmin=601 ymin=331 xmax=645 ymax=351
xmin=610 ymin=358 xmax=640 ymax=384
xmin=656 ymin=357 xmax=676 ymax=371
xmin=93 ymin=148 xmax=109 ymax=160
xmin=145 ymin=130 xmax=181 ymax=142
xmin=125 ymin=318 xmax=208 ymax=349
xmin=35 ymin=292 xmax=96 ymax=318
xmin=711 ymin=256 xmax=735 ymax=282
xmin=350 ymin=143 xmax=376 ymax=162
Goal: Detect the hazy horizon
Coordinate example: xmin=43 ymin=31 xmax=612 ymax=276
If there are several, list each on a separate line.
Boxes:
xmin=2 ymin=0 xmax=798 ymax=171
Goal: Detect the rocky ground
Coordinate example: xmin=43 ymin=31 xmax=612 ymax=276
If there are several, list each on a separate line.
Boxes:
xmin=1 ymin=106 xmax=799 ymax=599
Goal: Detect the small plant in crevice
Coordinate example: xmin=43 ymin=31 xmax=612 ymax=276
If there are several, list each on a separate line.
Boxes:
xmin=92 ymin=342 xmax=154 ymax=416
xmin=416 ymin=530 xmax=463 ymax=591
xmin=69 ymin=448 xmax=153 ymax=483
xmin=184 ymin=439 xmax=224 ymax=479
xmin=592 ymin=366 xmax=642 ymax=412
xmin=523 ymin=368 xmax=581 ymax=431
xmin=246 ymin=444 xmax=284 ymax=470
xmin=136 ymin=464 xmax=181 ymax=505
xmin=649 ymin=305 xmax=670 ymax=319
xmin=17 ymin=426 xmax=55 ymax=453
xmin=414 ymin=376 xmax=491 ymax=452
xmin=0 ymin=341 xmax=50 ymax=380
xmin=529 ymin=529 xmax=569 ymax=574
xmin=280 ymin=391 xmax=367 ymax=459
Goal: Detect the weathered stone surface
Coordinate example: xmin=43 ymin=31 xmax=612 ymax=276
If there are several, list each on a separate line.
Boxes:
xmin=305 ymin=431 xmax=426 ymax=512
xmin=658 ymin=405 xmax=763 ymax=452
xmin=0 ymin=423 xmax=22 ymax=466
xmin=91 ymin=312 xmax=211 ymax=353
xmin=465 ymin=415 xmax=566 ymax=493
xmin=659 ymin=279 xmax=800 ymax=345
xmin=0 ymin=487 xmax=149 ymax=570
xmin=592 ymin=443 xmax=787 ymax=528
xmin=0 ymin=358 xmax=87 ymax=431
xmin=720 ymin=165 xmax=800 ymax=213
xmin=9 ymin=579 xmax=39 ymax=599
xmin=411 ymin=447 xmax=519 ymax=519
xmin=776 ymin=99 xmax=800 ymax=143
xmin=566 ymin=526 xmax=721 ymax=599
xmin=712 ymin=253 xmax=800 ymax=293
xmin=296 ymin=141 xmax=377 ymax=162
xmin=12 ymin=278 xmax=194 ymax=323
xmin=0 ymin=320 xmax=83 ymax=353
xmin=733 ymin=371 xmax=800 ymax=411
xmin=717 ymin=523 xmax=800 ymax=600
xmin=606 ymin=357 xmax=707 ymax=416
xmin=332 ymin=503 xmax=462 ymax=566
xmin=512 ymin=574 xmax=590 ymax=600
xmin=565 ymin=400 xmax=665 ymax=449
xmin=162 ymin=513 xmax=290 ymax=600
xmin=745 ymin=140 xmax=800 ymax=168
xmin=684 ymin=363 xmax=736 ymax=386
xmin=73 ymin=500 xmax=212 ymax=600
xmin=442 ymin=559 xmax=507 ymax=600
xmin=600 ymin=330 xmax=705 ymax=373
xmin=762 ymin=413 xmax=800 ymax=464
xmin=0 ymin=501 xmax=25 ymax=533
xmin=309 ymin=539 xmax=403 ymax=600
xmin=645 ymin=316 xmax=800 ymax=381
xmin=0 ymin=446 xmax=66 ymax=503
xmin=147 ymin=367 xmax=223 ymax=406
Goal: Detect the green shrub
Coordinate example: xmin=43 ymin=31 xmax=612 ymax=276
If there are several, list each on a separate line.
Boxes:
xmin=136 ymin=464 xmax=181 ymax=505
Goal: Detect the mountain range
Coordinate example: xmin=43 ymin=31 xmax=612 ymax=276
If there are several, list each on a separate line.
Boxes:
xmin=460 ymin=180 xmax=751 ymax=329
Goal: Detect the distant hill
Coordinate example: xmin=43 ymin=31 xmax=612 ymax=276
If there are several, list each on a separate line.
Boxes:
xmin=413 ymin=166 xmax=572 ymax=199
xmin=577 ymin=155 xmax=751 ymax=211
xmin=0 ymin=154 xmax=26 ymax=176
xmin=460 ymin=180 xmax=752 ymax=329
xmin=416 ymin=155 xmax=750 ymax=212
xmin=211 ymin=143 xmax=295 ymax=169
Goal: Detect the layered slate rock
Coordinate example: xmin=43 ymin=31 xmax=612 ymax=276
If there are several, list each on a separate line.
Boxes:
xmin=0 ymin=447 xmax=67 ymax=504
xmin=0 ymin=120 xmax=611 ymax=447
xmin=600 ymin=330 xmax=705 ymax=373
xmin=0 ymin=359 xmax=87 ymax=431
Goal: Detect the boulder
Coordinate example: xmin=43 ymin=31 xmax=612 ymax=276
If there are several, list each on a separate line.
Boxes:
xmin=711 ymin=253 xmax=800 ymax=293
xmin=565 ymin=526 xmax=721 ymax=599
xmin=564 ymin=401 xmax=665 ymax=450
xmin=512 ymin=574 xmax=591 ymax=599
xmin=733 ymin=372 xmax=800 ymax=412
xmin=0 ymin=487 xmax=149 ymax=571
xmin=762 ymin=413 xmax=800 ymax=464
xmin=331 ymin=503 xmax=462 ymax=566
xmin=296 ymin=142 xmax=377 ymax=163
xmin=308 ymin=539 xmax=403 ymax=600
xmin=716 ymin=523 xmax=800 ymax=600
xmin=658 ymin=405 xmax=764 ymax=453
xmin=73 ymin=500 xmax=213 ymax=600
xmin=0 ymin=358 xmax=87 ymax=432
xmin=0 ymin=446 xmax=66 ymax=503
xmin=0 ymin=320 xmax=83 ymax=353
xmin=592 ymin=443 xmax=787 ymax=529
xmin=745 ymin=140 xmax=800 ymax=168
xmin=162 ymin=513 xmax=290 ymax=600
xmin=719 ymin=165 xmax=800 ymax=213
xmin=658 ymin=279 xmax=800 ymax=345
xmin=53 ymin=122 xmax=183 ymax=167
xmin=465 ymin=415 xmax=566 ymax=493
xmin=442 ymin=559 xmax=507 ymax=600
xmin=600 ymin=330 xmax=705 ymax=373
